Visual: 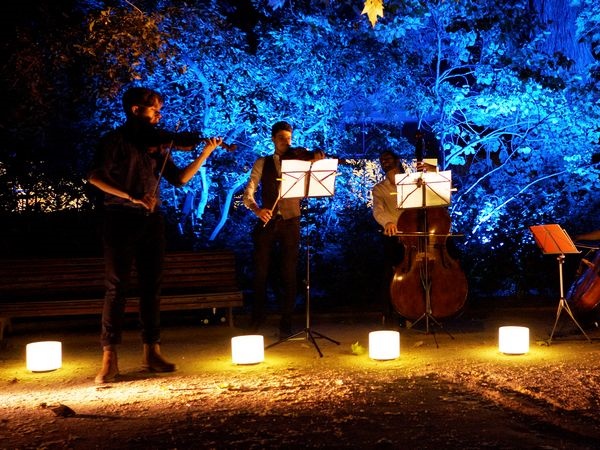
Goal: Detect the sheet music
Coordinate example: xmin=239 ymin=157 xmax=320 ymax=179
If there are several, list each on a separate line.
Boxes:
xmin=308 ymin=158 xmax=338 ymax=197
xmin=280 ymin=158 xmax=338 ymax=199
xmin=395 ymin=170 xmax=452 ymax=209
xmin=280 ymin=160 xmax=311 ymax=199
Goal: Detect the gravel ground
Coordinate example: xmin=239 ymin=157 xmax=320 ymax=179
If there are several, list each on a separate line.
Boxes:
xmin=1 ymin=302 xmax=600 ymax=449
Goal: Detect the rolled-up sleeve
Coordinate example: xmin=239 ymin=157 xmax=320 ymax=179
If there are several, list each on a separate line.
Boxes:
xmin=243 ymin=157 xmax=265 ymax=213
xmin=372 ymin=181 xmax=400 ymax=228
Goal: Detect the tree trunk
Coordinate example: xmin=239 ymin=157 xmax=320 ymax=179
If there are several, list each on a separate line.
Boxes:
xmin=532 ymin=0 xmax=593 ymax=73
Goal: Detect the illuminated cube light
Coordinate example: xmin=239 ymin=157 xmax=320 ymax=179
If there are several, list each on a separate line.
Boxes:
xmin=26 ymin=341 xmax=62 ymax=372
xmin=498 ymin=326 xmax=529 ymax=354
xmin=368 ymin=330 xmax=400 ymax=360
xmin=231 ymin=335 xmax=264 ymax=364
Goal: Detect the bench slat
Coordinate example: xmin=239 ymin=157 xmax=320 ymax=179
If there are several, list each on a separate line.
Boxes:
xmin=0 ymin=292 xmax=243 ymax=317
xmin=0 ymin=251 xmax=240 ymax=295
xmin=0 ymin=251 xmax=244 ymax=338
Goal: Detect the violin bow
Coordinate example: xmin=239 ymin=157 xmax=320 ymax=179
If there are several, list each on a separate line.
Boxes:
xmin=152 ymin=124 xmax=180 ymax=198
xmin=263 ymin=189 xmax=282 ymax=228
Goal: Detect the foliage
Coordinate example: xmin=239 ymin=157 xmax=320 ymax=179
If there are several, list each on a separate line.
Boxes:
xmin=2 ymin=0 xmax=600 ymax=302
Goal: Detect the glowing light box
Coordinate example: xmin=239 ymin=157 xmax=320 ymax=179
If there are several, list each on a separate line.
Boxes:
xmin=498 ymin=326 xmax=529 ymax=355
xmin=26 ymin=341 xmax=62 ymax=372
xmin=231 ymin=335 xmax=264 ymax=365
xmin=369 ymin=330 xmax=400 ymax=360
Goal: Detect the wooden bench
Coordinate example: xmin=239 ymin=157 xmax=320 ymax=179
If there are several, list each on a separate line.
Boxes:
xmin=0 ymin=250 xmax=244 ymax=341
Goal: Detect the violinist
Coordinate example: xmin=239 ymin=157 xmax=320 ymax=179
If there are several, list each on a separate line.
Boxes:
xmin=88 ymin=87 xmax=222 ymax=384
xmin=243 ymin=121 xmax=324 ymax=337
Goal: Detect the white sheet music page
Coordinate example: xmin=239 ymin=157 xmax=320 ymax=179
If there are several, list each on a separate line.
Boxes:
xmin=395 ymin=170 xmax=452 ymax=209
xmin=280 ymin=159 xmax=311 ymax=199
xmin=307 ymin=158 xmax=338 ymax=197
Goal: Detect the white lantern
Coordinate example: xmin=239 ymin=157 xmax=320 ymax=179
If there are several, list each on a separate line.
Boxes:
xmin=498 ymin=326 xmax=529 ymax=354
xmin=368 ymin=330 xmax=400 ymax=360
xmin=26 ymin=341 xmax=62 ymax=372
xmin=231 ymin=335 xmax=264 ymax=364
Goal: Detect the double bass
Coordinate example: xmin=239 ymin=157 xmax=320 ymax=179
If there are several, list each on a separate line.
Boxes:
xmin=566 ymin=242 xmax=600 ymax=319
xmin=389 ymin=132 xmax=468 ymax=324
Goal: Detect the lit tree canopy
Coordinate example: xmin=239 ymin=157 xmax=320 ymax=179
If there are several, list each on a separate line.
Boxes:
xmin=2 ymin=0 xmax=600 ymax=299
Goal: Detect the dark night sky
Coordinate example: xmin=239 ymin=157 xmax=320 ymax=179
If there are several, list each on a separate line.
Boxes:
xmin=0 ymin=0 xmax=264 ymax=54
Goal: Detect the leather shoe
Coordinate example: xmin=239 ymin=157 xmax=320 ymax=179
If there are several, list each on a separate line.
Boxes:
xmin=95 ymin=346 xmax=119 ymax=384
xmin=142 ymin=343 xmax=177 ymax=372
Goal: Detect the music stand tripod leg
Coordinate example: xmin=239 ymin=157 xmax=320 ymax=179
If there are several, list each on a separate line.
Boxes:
xmin=408 ymin=282 xmax=455 ymax=344
xmin=548 ymin=300 xmax=563 ymax=344
xmin=547 ymin=255 xmax=592 ymax=344
xmin=265 ymin=328 xmax=309 ymax=348
xmin=562 ymin=300 xmax=592 ymax=343
xmin=264 ymin=194 xmax=340 ymax=357
xmin=548 ymin=298 xmax=591 ymax=344
xmin=410 ymin=312 xmax=451 ymax=348
xmin=305 ymin=330 xmax=323 ymax=358
xmin=308 ymin=329 xmax=340 ymax=345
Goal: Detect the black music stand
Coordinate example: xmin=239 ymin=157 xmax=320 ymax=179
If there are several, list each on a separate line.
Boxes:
xmin=265 ymin=158 xmax=340 ymax=357
xmin=394 ymin=169 xmax=457 ymax=343
xmin=529 ymin=224 xmax=591 ymax=344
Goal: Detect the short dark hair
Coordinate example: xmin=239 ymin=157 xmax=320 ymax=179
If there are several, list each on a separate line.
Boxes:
xmin=122 ymin=87 xmax=163 ymax=117
xmin=271 ymin=121 xmax=293 ymax=137
xmin=379 ymin=150 xmax=399 ymax=161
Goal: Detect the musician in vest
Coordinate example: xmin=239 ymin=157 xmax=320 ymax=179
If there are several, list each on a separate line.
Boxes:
xmin=243 ymin=121 xmax=325 ymax=337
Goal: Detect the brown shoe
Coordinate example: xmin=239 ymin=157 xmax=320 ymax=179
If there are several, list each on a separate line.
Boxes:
xmin=94 ymin=346 xmax=119 ymax=384
xmin=142 ymin=343 xmax=177 ymax=372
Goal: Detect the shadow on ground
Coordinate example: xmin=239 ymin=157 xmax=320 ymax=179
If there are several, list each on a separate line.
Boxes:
xmin=1 ymin=299 xmax=600 ymax=449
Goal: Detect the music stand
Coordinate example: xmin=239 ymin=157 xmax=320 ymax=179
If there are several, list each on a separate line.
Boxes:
xmin=396 ymin=170 xmax=452 ymax=209
xmin=529 ymin=224 xmax=591 ymax=344
xmin=394 ymin=170 xmax=456 ymax=342
xmin=265 ymin=158 xmax=340 ymax=357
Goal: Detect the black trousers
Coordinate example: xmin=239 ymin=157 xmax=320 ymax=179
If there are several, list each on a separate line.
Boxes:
xmin=251 ymin=216 xmax=301 ymax=328
xmin=379 ymin=234 xmax=405 ymax=319
xmin=100 ymin=209 xmax=165 ymax=347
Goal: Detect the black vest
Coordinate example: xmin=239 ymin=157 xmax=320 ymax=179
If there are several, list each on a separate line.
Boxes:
xmin=260 ymin=156 xmax=279 ymax=211
xmin=260 ymin=155 xmax=301 ymax=219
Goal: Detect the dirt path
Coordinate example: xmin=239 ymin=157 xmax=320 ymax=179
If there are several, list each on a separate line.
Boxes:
xmin=2 ymin=306 xmax=600 ymax=449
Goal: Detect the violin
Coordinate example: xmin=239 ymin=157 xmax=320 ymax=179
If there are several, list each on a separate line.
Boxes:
xmin=197 ymin=137 xmax=237 ymax=152
xmin=388 ymin=130 xmax=468 ymax=322
xmin=153 ymin=129 xmax=238 ymax=153
xmin=152 ymin=132 xmax=236 ymax=199
xmin=281 ymin=146 xmax=325 ymax=161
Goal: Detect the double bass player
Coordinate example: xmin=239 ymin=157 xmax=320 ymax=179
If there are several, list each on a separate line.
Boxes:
xmin=372 ymin=150 xmax=439 ymax=327
xmin=372 ymin=150 xmax=407 ymax=328
xmin=372 ymin=145 xmax=447 ymax=329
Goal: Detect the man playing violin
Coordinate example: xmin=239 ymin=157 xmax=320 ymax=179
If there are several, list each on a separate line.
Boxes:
xmin=243 ymin=121 xmax=324 ymax=337
xmin=88 ymin=86 xmax=222 ymax=384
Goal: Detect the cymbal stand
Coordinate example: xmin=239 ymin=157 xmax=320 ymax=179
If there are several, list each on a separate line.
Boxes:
xmin=548 ymin=254 xmax=591 ymax=344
